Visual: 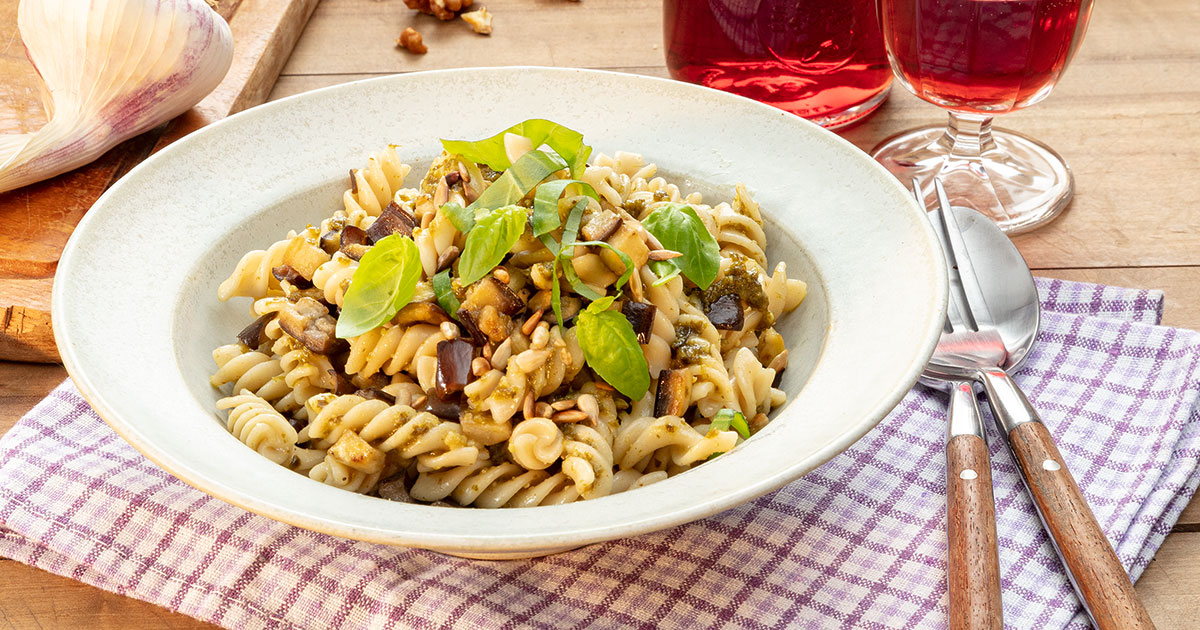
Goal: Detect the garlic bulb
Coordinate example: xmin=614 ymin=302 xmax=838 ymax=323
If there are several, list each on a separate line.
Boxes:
xmin=0 ymin=0 xmax=234 ymax=193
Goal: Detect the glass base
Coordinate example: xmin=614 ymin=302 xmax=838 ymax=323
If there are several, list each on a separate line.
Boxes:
xmin=813 ymin=84 xmax=892 ymax=131
xmin=871 ymin=124 xmax=1074 ymax=234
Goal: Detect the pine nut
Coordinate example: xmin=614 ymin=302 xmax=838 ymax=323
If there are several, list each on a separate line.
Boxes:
xmin=648 ymin=249 xmax=683 ymax=261
xmin=492 ymin=267 xmax=510 ymax=284
xmin=576 ymin=394 xmax=599 ymax=422
xmin=490 ymin=338 xmax=511 ymax=369
xmin=440 ymin=321 xmax=459 ymax=340
xmin=550 ymin=399 xmax=577 ymax=411
xmin=551 ymin=410 xmax=589 ymax=423
xmin=521 ymin=308 xmax=545 ymax=336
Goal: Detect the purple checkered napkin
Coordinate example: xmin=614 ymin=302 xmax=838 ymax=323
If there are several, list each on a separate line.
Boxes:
xmin=2 ymin=278 xmax=1198 ymax=630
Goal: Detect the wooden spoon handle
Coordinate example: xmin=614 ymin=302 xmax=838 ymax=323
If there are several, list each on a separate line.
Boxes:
xmin=946 ymin=433 xmax=1003 ymax=630
xmin=980 ymin=369 xmax=1155 ymax=630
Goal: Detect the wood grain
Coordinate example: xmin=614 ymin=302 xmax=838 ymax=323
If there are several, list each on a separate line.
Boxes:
xmin=1008 ymin=421 xmax=1155 ymax=629
xmin=2 ymin=0 xmax=1200 ymax=627
xmin=0 ymin=0 xmax=319 ymax=363
xmin=946 ymin=434 xmax=1003 ymax=630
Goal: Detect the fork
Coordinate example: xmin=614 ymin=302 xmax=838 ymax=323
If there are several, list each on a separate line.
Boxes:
xmin=915 ymin=179 xmax=1003 ymax=630
xmin=924 ymin=178 xmax=1155 ymax=630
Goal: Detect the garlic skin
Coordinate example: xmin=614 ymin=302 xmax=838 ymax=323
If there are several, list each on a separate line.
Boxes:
xmin=0 ymin=0 xmax=234 ymax=193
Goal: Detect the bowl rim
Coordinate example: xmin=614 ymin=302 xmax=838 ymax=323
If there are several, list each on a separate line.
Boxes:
xmin=53 ymin=66 xmax=948 ymax=554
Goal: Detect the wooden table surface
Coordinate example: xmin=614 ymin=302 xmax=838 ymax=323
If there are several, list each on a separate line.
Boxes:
xmin=2 ymin=0 xmax=1198 ymax=627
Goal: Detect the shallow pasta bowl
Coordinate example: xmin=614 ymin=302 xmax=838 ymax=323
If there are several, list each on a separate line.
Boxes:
xmin=53 ymin=67 xmax=946 ymax=559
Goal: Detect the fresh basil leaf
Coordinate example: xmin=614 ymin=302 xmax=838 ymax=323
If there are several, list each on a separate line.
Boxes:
xmin=467 ymin=150 xmax=567 ymax=212
xmin=642 ymin=203 xmax=720 ymax=290
xmin=588 ymin=295 xmax=617 ymax=313
xmin=440 ymin=202 xmax=474 ymax=233
xmin=551 ymin=260 xmax=564 ymax=326
xmin=648 ymin=260 xmax=682 ymax=287
xmin=336 ymin=235 xmax=422 ymax=338
xmin=576 ymin=308 xmax=650 ymax=400
xmin=442 ymin=119 xmax=591 ymax=178
xmin=706 ymin=451 xmax=725 ymax=461
xmin=532 ymin=179 xmax=598 ymax=236
xmin=433 ymin=269 xmax=461 ymax=318
xmin=458 ymin=205 xmax=528 ymax=285
xmin=710 ymin=408 xmax=750 ymax=439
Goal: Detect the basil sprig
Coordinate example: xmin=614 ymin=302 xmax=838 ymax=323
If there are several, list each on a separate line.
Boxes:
xmin=648 ymin=260 xmax=681 ymax=287
xmin=336 ymin=235 xmax=422 ymax=338
xmin=457 ymin=205 xmax=528 ymax=285
xmin=442 ymin=119 xmax=591 ymax=178
xmin=550 ymin=240 xmax=633 ymax=324
xmin=710 ymin=408 xmax=751 ymax=439
xmin=467 ymin=150 xmax=567 ymax=215
xmin=440 ymin=202 xmax=474 ymax=233
xmin=642 ymin=203 xmax=720 ymax=290
xmin=576 ymin=298 xmax=650 ymax=400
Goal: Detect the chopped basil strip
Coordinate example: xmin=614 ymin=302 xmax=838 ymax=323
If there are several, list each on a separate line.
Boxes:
xmin=642 ymin=203 xmax=720 ymax=290
xmin=710 ymin=408 xmax=751 ymax=439
xmin=553 ymin=240 xmax=635 ymax=312
xmin=336 ymin=235 xmax=422 ymax=338
xmin=576 ymin=303 xmax=650 ymax=400
xmin=440 ymin=201 xmax=474 ymax=233
xmin=532 ymin=179 xmax=599 ymax=237
xmin=467 ymin=149 xmax=566 ymax=213
xmin=457 ymin=205 xmax=528 ymax=285
xmin=441 ymin=119 xmax=592 ymax=178
xmin=432 ymin=269 xmax=461 ymax=318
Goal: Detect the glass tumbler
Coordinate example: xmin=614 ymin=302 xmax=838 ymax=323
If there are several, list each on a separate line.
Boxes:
xmin=664 ymin=0 xmax=894 ymax=130
xmin=872 ymin=0 xmax=1094 ymax=233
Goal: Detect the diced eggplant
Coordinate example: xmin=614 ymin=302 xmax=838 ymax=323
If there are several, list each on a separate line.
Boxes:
xmin=476 ymin=305 xmax=513 ymax=343
xmin=329 ymin=370 xmax=358 ymax=395
xmin=367 ymin=201 xmax=417 ymax=243
xmin=421 ymin=393 xmax=464 ymax=421
xmin=355 ymin=388 xmax=396 ymax=404
xmin=319 ymin=230 xmax=341 ymax=255
xmin=392 ymin=301 xmax=453 ymax=327
xmin=705 ymin=294 xmax=744 ymax=331
xmin=271 ymin=264 xmax=312 ymax=288
xmin=461 ymin=277 xmax=524 ymax=316
xmin=236 ymin=313 xmax=274 ymax=349
xmin=282 ymin=237 xmax=331 ymax=280
xmin=580 ymin=208 xmax=622 ymax=242
xmin=348 ymin=169 xmax=358 ymax=194
xmin=277 ymin=297 xmax=348 ymax=355
xmin=621 ymin=301 xmax=657 ymax=344
xmin=600 ymin=220 xmax=650 ymax=274
xmin=654 ymin=369 xmax=692 ymax=417
xmin=337 ymin=225 xmax=371 ymax=261
xmin=435 ymin=338 xmax=476 ymax=398
xmin=456 ymin=308 xmax=488 ymax=346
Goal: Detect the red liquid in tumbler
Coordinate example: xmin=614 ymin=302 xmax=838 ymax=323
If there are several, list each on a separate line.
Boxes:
xmin=664 ymin=0 xmax=893 ymax=127
xmin=881 ymin=0 xmax=1092 ymax=115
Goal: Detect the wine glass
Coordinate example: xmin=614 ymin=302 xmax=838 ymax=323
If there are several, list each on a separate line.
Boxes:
xmin=871 ymin=0 xmax=1094 ymax=234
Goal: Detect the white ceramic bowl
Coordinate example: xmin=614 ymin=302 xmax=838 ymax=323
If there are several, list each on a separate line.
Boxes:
xmin=54 ymin=67 xmax=947 ymax=559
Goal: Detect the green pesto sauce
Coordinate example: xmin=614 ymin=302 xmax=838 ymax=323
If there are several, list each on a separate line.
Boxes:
xmin=702 ymin=253 xmax=772 ymax=327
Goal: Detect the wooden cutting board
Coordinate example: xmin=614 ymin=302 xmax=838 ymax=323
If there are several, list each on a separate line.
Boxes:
xmin=0 ymin=0 xmax=319 ymax=362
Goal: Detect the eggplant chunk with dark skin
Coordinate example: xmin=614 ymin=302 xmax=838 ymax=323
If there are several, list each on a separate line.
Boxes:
xmin=435 ymin=338 xmax=475 ymax=398
xmin=236 ymin=313 xmax=274 ymax=349
xmin=366 ymin=201 xmax=417 ymax=244
xmin=621 ymin=300 xmax=657 ymax=344
xmin=705 ymin=294 xmax=744 ymax=331
xmin=277 ymin=297 xmax=348 ymax=355
xmin=338 ymin=225 xmax=371 ymax=261
xmin=654 ymin=368 xmax=693 ymax=418
xmin=456 ymin=277 xmax=522 ymax=344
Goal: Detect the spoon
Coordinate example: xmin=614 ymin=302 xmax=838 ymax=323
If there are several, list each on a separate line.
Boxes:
xmin=923 ymin=181 xmax=1154 ymax=630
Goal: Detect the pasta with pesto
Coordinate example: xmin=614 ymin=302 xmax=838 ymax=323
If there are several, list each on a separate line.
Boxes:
xmin=211 ymin=120 xmax=807 ymax=508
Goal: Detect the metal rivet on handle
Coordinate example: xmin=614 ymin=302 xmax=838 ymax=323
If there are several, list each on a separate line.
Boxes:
xmin=959 ymin=469 xmax=978 ymax=480
xmin=1042 ymin=459 xmax=1061 ymax=471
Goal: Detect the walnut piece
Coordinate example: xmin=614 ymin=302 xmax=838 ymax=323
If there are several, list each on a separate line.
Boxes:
xmin=404 ymin=0 xmax=473 ymax=21
xmin=461 ymin=7 xmax=492 ymax=35
xmin=396 ymin=27 xmax=428 ymax=54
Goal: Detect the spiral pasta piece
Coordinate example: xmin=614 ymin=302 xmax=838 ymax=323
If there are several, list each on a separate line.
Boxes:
xmin=613 ymin=415 xmax=738 ymax=470
xmin=343 ymin=145 xmax=412 ymax=216
xmin=217 ymin=391 xmax=298 ymax=465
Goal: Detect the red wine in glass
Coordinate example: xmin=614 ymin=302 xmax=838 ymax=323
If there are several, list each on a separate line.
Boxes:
xmin=872 ymin=0 xmax=1094 ymax=233
xmin=884 ymin=0 xmax=1091 ymax=114
xmin=664 ymin=0 xmax=893 ymax=129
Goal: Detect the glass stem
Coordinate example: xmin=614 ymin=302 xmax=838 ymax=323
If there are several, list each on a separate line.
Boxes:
xmin=940 ymin=112 xmax=997 ymax=160
xmin=937 ymin=112 xmax=1009 ymax=220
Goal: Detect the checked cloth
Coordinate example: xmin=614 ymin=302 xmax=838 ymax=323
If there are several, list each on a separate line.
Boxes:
xmin=2 ymin=278 xmax=1199 ymax=629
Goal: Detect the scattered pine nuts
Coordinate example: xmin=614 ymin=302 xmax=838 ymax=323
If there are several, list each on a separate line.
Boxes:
xmin=522 ymin=390 xmax=536 ymax=421
xmin=521 ymin=308 xmax=545 ymax=336
xmin=493 ymin=267 xmax=510 ymax=284
xmin=440 ymin=321 xmax=459 ymax=340
xmin=471 ymin=357 xmax=491 ymax=377
xmin=535 ymin=402 xmax=553 ymax=418
xmin=550 ymin=399 xmax=576 ymax=411
xmin=551 ymin=409 xmax=589 ymax=423
xmin=648 ymin=249 xmax=683 ymax=261
xmin=576 ymin=394 xmax=599 ymax=422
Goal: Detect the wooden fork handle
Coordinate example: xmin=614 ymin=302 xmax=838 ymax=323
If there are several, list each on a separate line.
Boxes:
xmin=946 ymin=433 xmax=1003 ymax=630
xmin=981 ymin=370 xmax=1155 ymax=630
